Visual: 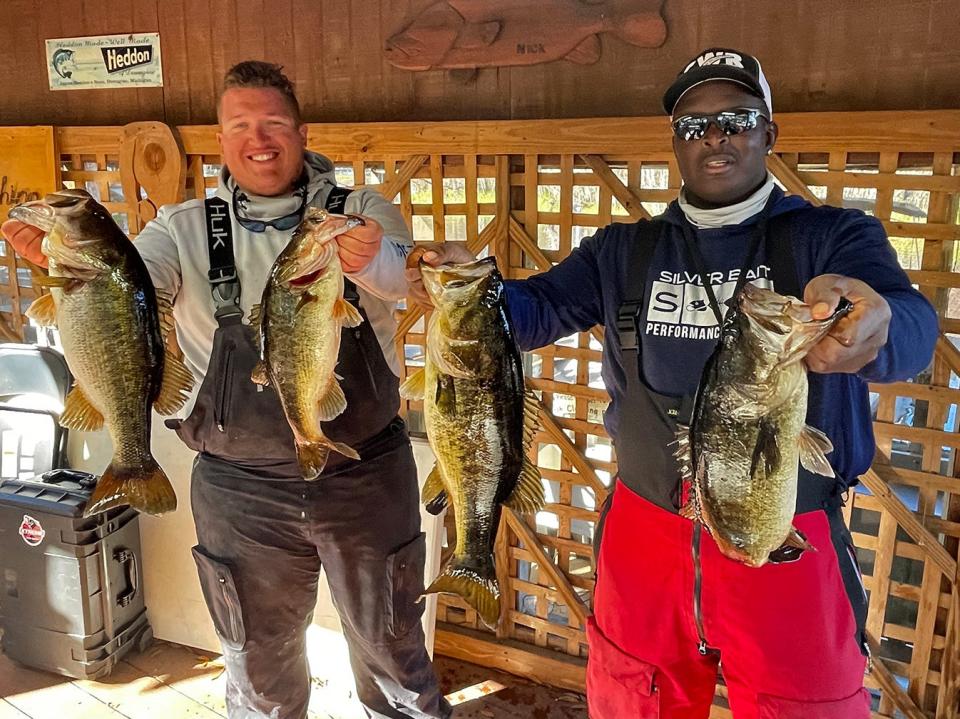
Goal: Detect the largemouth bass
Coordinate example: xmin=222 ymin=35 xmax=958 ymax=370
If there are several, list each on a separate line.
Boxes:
xmin=10 ymin=189 xmax=193 ymax=517
xmin=679 ymin=283 xmax=852 ymax=567
xmin=250 ymin=208 xmax=363 ymax=479
xmin=400 ymin=255 xmax=543 ymax=627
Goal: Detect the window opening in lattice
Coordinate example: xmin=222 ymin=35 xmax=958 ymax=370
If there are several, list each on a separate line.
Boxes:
xmin=551 ymin=392 xmax=576 ymax=417
xmin=411 ymin=216 xmax=433 ymax=242
xmin=334 ymin=164 xmax=354 ymax=186
xmin=571 ymin=486 xmax=596 ymax=511
xmin=538 ymin=443 xmax=561 ymax=470
xmin=410 ymin=178 xmax=432 ymax=204
xmin=586 ymin=434 xmax=612 ymax=463
xmin=842 ymin=186 xmax=878 ymax=216
xmin=640 ymin=163 xmax=669 ymax=189
xmin=890 ymin=237 xmax=924 ymax=270
xmin=444 ymin=215 xmax=467 ymax=241
xmin=364 ymin=163 xmax=384 ymax=185
xmin=571 ymin=226 xmax=594 ymax=249
xmin=572 ymin=185 xmax=600 ymax=215
xmin=442 ymin=177 xmax=465 ymax=203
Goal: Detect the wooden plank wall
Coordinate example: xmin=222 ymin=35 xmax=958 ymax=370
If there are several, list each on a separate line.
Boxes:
xmin=2 ymin=110 xmax=958 ymax=718
xmin=1 ymin=0 xmax=959 ymax=126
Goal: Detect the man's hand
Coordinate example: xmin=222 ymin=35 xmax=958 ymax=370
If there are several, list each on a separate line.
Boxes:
xmin=803 ymin=273 xmax=892 ymax=374
xmin=404 ymin=242 xmax=478 ymax=308
xmin=336 ymin=215 xmax=383 ymax=273
xmin=1 ymin=220 xmax=47 ymax=268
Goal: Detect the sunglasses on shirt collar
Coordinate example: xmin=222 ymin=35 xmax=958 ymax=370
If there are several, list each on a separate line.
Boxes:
xmin=671 ymin=108 xmax=769 ymax=142
xmin=232 ymin=183 xmax=308 ymax=233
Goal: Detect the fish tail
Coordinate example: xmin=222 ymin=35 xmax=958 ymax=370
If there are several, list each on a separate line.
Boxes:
xmin=84 ymin=458 xmax=177 ymax=518
xmin=608 ymin=5 xmax=667 ymax=48
xmin=425 ymin=559 xmax=500 ymax=628
xmin=295 ymin=437 xmax=360 ymax=480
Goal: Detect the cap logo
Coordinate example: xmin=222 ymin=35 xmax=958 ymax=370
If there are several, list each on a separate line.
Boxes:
xmin=684 ymin=51 xmax=744 ymax=73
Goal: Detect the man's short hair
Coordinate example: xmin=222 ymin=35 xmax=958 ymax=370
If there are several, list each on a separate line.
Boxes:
xmin=219 ymin=61 xmax=302 ymax=124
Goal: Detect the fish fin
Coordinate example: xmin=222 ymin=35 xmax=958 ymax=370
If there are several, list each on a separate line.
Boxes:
xmin=250 ymin=359 xmax=271 ymax=387
xmin=83 ymin=458 xmax=177 ymax=517
xmin=295 ymin=440 xmax=331 ymax=480
xmin=25 ymin=293 xmax=58 ymax=327
xmin=155 ymin=290 xmax=176 ymax=338
xmin=608 ymin=11 xmax=668 ymax=49
xmin=522 ymin=390 xmax=541 ymax=450
xmin=785 ymin=527 xmax=816 ymax=551
xmin=564 ymin=35 xmax=602 ymax=65
xmin=799 ymin=424 xmax=835 ymax=478
xmin=329 ymin=439 xmax=360 ymax=462
xmin=424 ymin=489 xmax=449 ymax=515
xmin=247 ymin=302 xmax=262 ymax=329
xmin=295 ymin=434 xmax=361 ymax=481
xmin=453 ymin=20 xmax=501 ymax=49
xmin=504 ymin=458 xmax=545 ymax=514
xmin=421 ymin=465 xmax=449 ymax=515
xmin=768 ymin=528 xmax=816 ymax=564
xmin=426 ymin=313 xmax=474 ymax=378
xmin=317 ymin=380 xmax=349 ymax=422
xmin=333 ymin=297 xmax=363 ymax=328
xmin=672 ymin=424 xmax=694 ymax=482
xmin=399 ymin=368 xmax=426 ymax=400
xmin=60 ymin=384 xmax=104 ymax=432
xmin=749 ymin=417 xmax=781 ymax=481
xmin=429 ymin=341 xmax=476 ymax=378
xmin=421 ymin=463 xmax=445 ymax=503
xmin=154 ymin=351 xmax=194 ymax=415
xmin=425 ymin=560 xmax=500 ymax=629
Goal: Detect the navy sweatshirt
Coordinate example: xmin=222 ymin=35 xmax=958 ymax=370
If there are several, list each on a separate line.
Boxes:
xmin=505 ymin=188 xmax=938 ymax=487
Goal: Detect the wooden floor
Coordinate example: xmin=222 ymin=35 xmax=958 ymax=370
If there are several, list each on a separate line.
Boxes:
xmin=0 ymin=641 xmax=587 ymax=718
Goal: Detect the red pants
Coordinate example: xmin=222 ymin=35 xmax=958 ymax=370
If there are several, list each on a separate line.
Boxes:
xmin=587 ymin=481 xmax=871 ymax=718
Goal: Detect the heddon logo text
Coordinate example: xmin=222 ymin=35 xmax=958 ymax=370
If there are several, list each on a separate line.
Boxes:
xmin=100 ymin=45 xmax=153 ymax=74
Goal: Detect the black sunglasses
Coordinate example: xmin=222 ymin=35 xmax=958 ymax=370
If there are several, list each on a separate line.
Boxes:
xmin=232 ymin=184 xmax=308 ymax=233
xmin=671 ymin=108 xmax=768 ymax=141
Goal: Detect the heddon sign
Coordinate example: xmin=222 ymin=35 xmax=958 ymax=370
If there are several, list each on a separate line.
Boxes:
xmin=46 ymin=33 xmax=163 ymax=90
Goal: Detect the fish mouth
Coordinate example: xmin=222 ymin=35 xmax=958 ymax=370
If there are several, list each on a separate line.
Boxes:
xmin=277 ymin=240 xmax=338 ymax=286
xmin=287 ymin=267 xmax=326 ymax=287
xmin=422 ymin=256 xmax=497 ymax=286
xmin=8 ymin=200 xmax=56 ymax=232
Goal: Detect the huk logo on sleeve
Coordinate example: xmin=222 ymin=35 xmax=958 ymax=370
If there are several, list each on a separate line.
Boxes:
xmin=18 ymin=515 xmax=45 ymax=547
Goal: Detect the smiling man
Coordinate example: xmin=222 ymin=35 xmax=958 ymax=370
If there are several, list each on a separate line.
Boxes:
xmin=407 ymin=48 xmax=937 ymax=718
xmin=3 ymin=61 xmax=449 ymax=719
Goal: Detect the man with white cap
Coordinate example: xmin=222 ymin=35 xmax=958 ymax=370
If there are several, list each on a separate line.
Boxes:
xmin=408 ymin=47 xmax=937 ymax=717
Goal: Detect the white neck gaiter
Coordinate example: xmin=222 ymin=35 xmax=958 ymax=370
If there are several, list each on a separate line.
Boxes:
xmin=678 ymin=172 xmax=776 ymax=229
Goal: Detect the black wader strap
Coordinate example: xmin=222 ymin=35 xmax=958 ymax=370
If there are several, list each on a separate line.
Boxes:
xmin=324 ymin=186 xmax=362 ymax=305
xmin=766 ymin=211 xmax=802 ymax=298
xmin=616 ymin=220 xmax=670 ymax=409
xmin=616 ymin=221 xmax=663 ymax=357
xmin=204 ymin=197 xmax=242 ymax=325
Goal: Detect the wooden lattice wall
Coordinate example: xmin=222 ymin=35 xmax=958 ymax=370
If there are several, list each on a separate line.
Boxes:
xmin=2 ymin=112 xmax=958 ymax=718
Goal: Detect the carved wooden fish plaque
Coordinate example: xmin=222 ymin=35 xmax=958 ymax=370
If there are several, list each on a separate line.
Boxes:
xmin=385 ymin=0 xmax=667 ymax=71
